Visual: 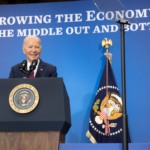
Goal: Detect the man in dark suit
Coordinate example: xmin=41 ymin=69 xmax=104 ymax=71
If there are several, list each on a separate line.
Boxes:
xmin=9 ymin=35 xmax=57 ymax=78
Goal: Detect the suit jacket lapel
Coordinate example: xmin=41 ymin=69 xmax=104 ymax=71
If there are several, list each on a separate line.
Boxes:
xmin=35 ymin=60 xmax=45 ymax=78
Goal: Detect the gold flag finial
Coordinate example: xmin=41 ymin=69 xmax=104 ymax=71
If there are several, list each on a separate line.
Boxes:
xmin=102 ymin=38 xmax=113 ymax=63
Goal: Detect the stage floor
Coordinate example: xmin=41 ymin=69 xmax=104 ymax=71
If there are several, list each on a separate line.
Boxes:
xmin=59 ymin=143 xmax=150 ymax=150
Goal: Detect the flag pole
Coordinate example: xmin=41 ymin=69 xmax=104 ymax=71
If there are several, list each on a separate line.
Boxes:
xmin=116 ymin=19 xmax=130 ymax=150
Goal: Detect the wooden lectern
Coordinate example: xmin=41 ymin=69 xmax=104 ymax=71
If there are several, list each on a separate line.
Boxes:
xmin=0 ymin=78 xmax=71 ymax=150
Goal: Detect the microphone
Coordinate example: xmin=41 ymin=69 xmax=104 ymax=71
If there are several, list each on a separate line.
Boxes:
xmin=19 ymin=60 xmax=27 ymax=71
xmin=27 ymin=59 xmax=38 ymax=78
xmin=29 ymin=59 xmax=38 ymax=73
xmin=19 ymin=60 xmax=28 ymax=75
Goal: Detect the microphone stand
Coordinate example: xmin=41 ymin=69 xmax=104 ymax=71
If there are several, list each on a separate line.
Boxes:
xmin=20 ymin=67 xmax=34 ymax=78
xmin=116 ymin=19 xmax=130 ymax=150
xmin=19 ymin=59 xmax=37 ymax=78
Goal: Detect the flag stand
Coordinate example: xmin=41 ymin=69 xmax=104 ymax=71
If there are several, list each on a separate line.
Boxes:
xmin=116 ymin=19 xmax=130 ymax=150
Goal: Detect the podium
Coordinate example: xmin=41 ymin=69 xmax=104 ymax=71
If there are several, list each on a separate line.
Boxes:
xmin=0 ymin=78 xmax=71 ymax=150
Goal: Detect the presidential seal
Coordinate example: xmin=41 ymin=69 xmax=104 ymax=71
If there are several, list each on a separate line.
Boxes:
xmin=9 ymin=84 xmax=39 ymax=114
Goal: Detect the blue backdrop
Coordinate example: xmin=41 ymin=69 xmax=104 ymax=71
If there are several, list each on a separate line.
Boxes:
xmin=0 ymin=0 xmax=150 ymax=143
